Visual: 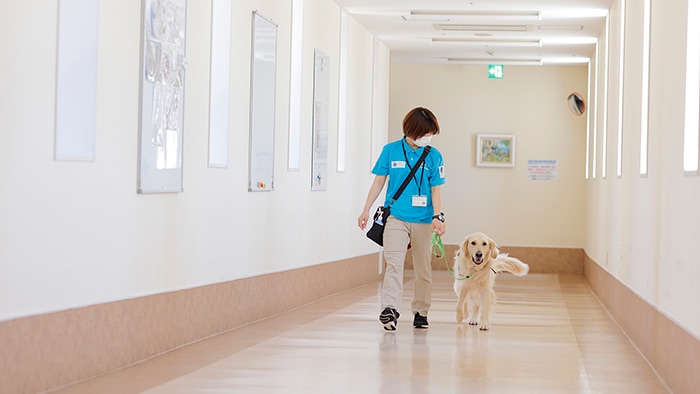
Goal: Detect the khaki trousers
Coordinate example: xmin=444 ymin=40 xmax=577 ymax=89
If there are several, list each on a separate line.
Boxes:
xmin=381 ymin=216 xmax=433 ymax=316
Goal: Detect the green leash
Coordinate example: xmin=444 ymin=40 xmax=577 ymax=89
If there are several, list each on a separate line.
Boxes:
xmin=432 ymin=232 xmax=470 ymax=281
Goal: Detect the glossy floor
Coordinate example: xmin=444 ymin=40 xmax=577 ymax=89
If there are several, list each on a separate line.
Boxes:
xmin=55 ymin=273 xmax=669 ymax=393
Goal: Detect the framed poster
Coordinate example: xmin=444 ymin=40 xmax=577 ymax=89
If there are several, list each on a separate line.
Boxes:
xmin=476 ymin=134 xmax=515 ymax=167
xmin=311 ymin=49 xmax=329 ymax=191
xmin=137 ymin=0 xmax=188 ymax=193
xmin=248 ymin=11 xmax=277 ymax=191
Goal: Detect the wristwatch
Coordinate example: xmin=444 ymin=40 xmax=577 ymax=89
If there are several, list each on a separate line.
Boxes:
xmin=432 ymin=212 xmax=445 ymax=223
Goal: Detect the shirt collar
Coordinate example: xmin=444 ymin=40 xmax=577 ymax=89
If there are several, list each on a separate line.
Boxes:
xmin=402 ymin=136 xmax=422 ymax=155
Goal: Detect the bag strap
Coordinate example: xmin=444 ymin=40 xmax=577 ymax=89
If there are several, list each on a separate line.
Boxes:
xmin=388 ymin=145 xmax=431 ymax=207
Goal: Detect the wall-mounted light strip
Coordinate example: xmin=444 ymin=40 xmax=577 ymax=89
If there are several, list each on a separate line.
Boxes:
xmin=602 ymin=15 xmax=610 ymax=179
xmin=592 ymin=42 xmax=599 ymax=179
xmin=337 ymin=10 xmax=348 ymax=173
xmin=684 ymin=0 xmax=700 ymax=174
xmin=617 ymin=0 xmax=626 ymax=178
xmin=288 ymin=0 xmax=304 ymax=171
xmin=586 ymin=58 xmax=592 ymax=179
xmin=640 ymin=0 xmax=651 ymax=177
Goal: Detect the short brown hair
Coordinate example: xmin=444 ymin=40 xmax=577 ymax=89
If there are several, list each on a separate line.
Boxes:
xmin=402 ymin=107 xmax=440 ymax=140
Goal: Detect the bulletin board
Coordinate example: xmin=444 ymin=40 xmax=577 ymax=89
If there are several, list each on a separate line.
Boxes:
xmin=248 ymin=11 xmax=277 ymax=192
xmin=311 ymin=49 xmax=330 ymax=191
xmin=137 ymin=0 xmax=188 ymax=193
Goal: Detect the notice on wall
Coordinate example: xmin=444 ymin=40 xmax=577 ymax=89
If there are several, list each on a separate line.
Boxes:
xmin=527 ymin=160 xmax=557 ymax=181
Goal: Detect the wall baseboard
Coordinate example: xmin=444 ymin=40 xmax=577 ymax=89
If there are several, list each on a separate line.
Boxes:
xmin=584 ymin=254 xmax=700 ymax=394
xmin=407 ymin=244 xmax=584 ymax=274
xmin=0 ymin=255 xmax=380 ymax=393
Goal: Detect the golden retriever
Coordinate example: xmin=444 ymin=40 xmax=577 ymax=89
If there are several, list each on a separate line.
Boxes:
xmin=453 ymin=232 xmax=529 ymax=330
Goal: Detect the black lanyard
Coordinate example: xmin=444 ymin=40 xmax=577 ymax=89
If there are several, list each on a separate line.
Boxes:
xmin=401 ymin=139 xmax=426 ymax=196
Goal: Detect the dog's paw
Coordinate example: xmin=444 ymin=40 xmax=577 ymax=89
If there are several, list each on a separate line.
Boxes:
xmin=468 ymin=319 xmax=478 ymax=326
xmin=456 ymin=312 xmax=464 ymax=324
xmin=479 ymin=322 xmax=489 ymax=331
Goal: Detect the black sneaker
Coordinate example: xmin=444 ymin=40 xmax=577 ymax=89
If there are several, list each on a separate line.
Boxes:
xmin=413 ymin=313 xmax=429 ymax=329
xmin=379 ymin=307 xmax=400 ymax=331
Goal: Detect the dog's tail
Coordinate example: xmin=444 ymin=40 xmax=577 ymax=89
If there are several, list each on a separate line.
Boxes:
xmin=493 ymin=253 xmax=529 ymax=276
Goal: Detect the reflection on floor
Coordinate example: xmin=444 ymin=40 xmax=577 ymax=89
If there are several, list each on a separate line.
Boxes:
xmin=54 ymin=272 xmax=669 ymax=393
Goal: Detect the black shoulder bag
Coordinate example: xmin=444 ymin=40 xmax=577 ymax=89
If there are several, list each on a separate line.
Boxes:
xmin=366 ymin=146 xmax=431 ymax=246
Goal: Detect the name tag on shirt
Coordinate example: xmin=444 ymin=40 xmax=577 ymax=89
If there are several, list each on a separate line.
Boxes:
xmin=412 ymin=195 xmax=427 ymax=207
xmin=391 ymin=161 xmax=406 ymax=169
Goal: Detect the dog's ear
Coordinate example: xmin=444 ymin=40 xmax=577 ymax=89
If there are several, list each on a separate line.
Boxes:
xmin=461 ymin=238 xmax=470 ymax=254
xmin=489 ymin=238 xmax=499 ymax=259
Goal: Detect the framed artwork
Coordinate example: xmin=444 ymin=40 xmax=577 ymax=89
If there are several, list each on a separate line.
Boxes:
xmin=137 ymin=0 xmax=188 ymax=193
xmin=476 ymin=134 xmax=515 ymax=167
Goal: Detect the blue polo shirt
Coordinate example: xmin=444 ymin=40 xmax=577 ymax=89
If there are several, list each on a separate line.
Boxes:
xmin=372 ymin=137 xmax=445 ymax=224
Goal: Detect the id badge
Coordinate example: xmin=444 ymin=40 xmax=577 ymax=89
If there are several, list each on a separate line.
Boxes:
xmin=412 ymin=195 xmax=428 ymax=207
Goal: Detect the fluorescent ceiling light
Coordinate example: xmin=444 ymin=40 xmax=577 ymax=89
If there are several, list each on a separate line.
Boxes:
xmin=541 ymin=57 xmax=590 ymax=64
xmin=540 ymin=9 xmax=608 ymax=18
xmin=404 ymin=10 xmax=540 ymax=22
xmin=436 ymin=24 xmax=529 ymax=32
xmin=542 ymin=37 xmax=598 ymax=45
xmin=538 ymin=24 xmax=583 ymax=31
xmin=447 ymin=57 xmax=542 ymax=65
xmin=432 ymin=38 xmax=542 ymax=47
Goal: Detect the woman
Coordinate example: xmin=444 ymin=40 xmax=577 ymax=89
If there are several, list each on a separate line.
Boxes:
xmin=357 ymin=107 xmax=446 ymax=331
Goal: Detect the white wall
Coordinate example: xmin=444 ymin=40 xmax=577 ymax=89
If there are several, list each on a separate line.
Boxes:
xmin=4 ymin=0 xmax=698 ymax=343
xmin=585 ymin=0 xmax=700 ymax=339
xmin=0 ymin=0 xmax=382 ymax=321
xmin=389 ymin=64 xmax=588 ymax=248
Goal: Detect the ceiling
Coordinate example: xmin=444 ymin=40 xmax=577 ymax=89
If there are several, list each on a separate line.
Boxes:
xmin=333 ymin=0 xmax=612 ymax=65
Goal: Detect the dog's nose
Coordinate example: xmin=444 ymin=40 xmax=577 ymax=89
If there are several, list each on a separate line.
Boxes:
xmin=475 ymin=251 xmax=483 ymax=259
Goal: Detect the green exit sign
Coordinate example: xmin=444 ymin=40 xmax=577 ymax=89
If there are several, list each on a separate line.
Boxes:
xmin=488 ymin=64 xmax=504 ymax=79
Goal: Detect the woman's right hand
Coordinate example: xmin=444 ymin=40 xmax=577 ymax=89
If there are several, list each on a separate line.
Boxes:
xmin=358 ymin=212 xmax=370 ymax=230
